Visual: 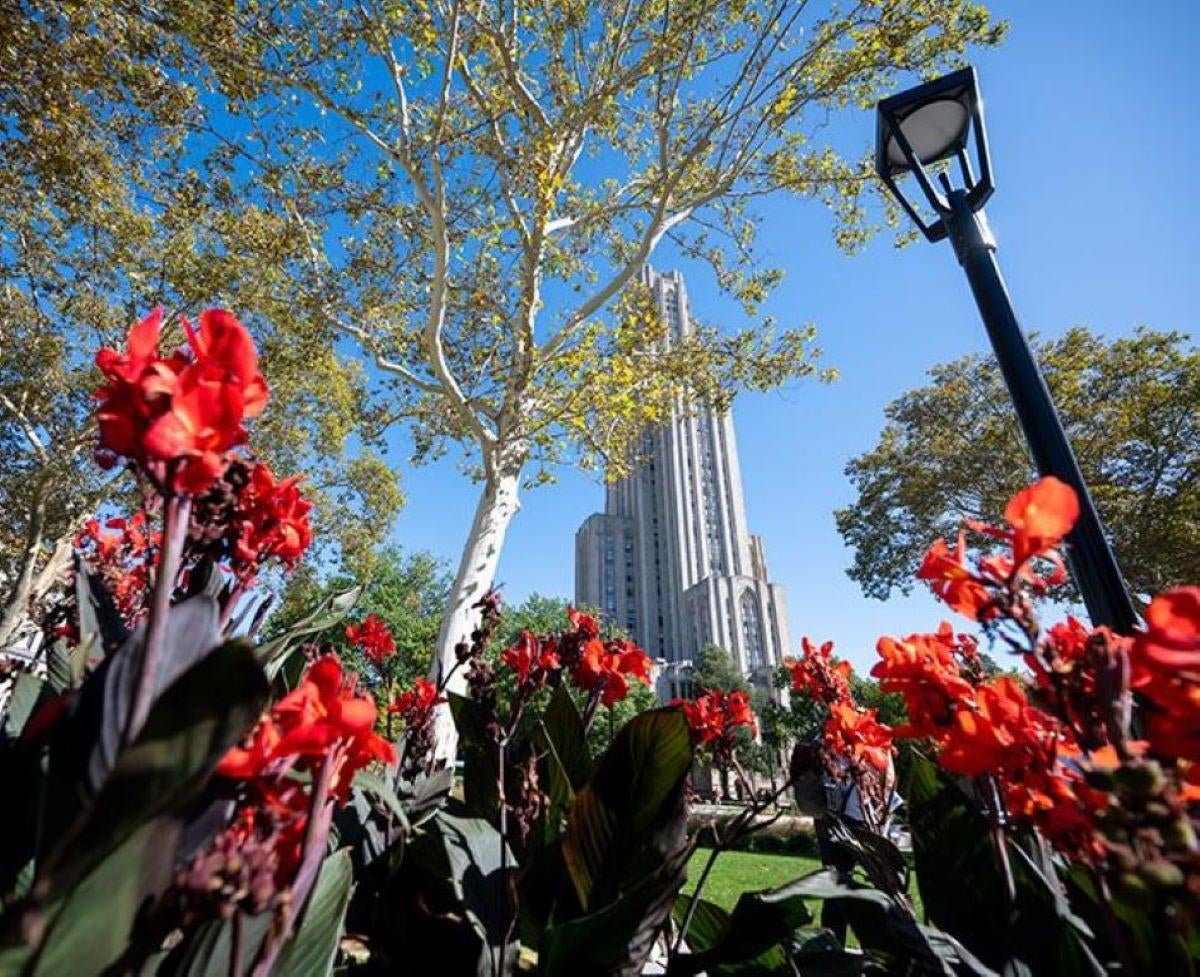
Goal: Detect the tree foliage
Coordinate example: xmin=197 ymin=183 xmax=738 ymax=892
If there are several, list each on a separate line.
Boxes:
xmin=694 ymin=644 xmax=750 ymax=695
xmin=0 ymin=2 xmax=404 ymax=644
xmin=837 ymin=327 xmax=1199 ymax=603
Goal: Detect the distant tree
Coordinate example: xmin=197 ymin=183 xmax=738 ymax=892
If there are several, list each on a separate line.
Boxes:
xmin=693 ymin=644 xmax=749 ymax=695
xmin=836 ymin=327 xmax=1199 ymax=604
xmin=275 ymin=545 xmax=450 ymax=693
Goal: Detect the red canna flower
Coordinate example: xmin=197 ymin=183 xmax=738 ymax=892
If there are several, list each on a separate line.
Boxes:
xmin=1003 ymin=476 xmax=1080 ymax=567
xmin=1129 ymin=586 xmax=1200 ymax=761
xmin=216 ymin=717 xmax=282 ymax=780
xmin=871 ymin=625 xmax=978 ymax=736
xmin=916 ymin=532 xmax=997 ymax=621
xmin=1132 ymin=586 xmax=1200 ymax=671
xmin=95 ymin=308 xmax=268 ymax=495
xmin=567 ymin=606 xmax=601 ymax=640
xmin=500 ymin=631 xmax=560 ymax=685
xmin=569 ymin=636 xmax=652 ymax=707
xmin=231 ymin=462 xmax=314 ymax=577
xmin=345 ymin=614 xmax=396 ymax=665
xmin=784 ymin=637 xmax=853 ymax=705
xmin=824 ymin=701 xmax=894 ymax=773
xmin=388 ymin=677 xmax=444 ymax=721
xmin=672 ymin=688 xmax=758 ymax=756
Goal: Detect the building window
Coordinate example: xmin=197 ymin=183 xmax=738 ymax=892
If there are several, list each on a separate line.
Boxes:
xmin=741 ymin=592 xmax=765 ymax=669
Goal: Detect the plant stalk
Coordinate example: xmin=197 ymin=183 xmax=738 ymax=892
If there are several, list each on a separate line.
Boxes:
xmin=126 ymin=492 xmax=192 ymax=744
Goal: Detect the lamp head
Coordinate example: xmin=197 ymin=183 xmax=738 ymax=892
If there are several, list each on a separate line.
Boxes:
xmin=874 ymin=67 xmax=994 ymax=241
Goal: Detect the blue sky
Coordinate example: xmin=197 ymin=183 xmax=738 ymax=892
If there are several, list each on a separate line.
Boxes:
xmin=385 ymin=0 xmax=1200 ymax=673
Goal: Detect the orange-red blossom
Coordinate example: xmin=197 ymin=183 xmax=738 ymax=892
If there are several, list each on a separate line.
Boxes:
xmin=95 ymin=308 xmax=268 ymax=494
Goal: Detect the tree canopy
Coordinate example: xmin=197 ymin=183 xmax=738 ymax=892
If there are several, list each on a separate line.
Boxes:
xmin=0 ymin=2 xmax=404 ymax=643
xmin=836 ymin=326 xmax=1199 ymax=603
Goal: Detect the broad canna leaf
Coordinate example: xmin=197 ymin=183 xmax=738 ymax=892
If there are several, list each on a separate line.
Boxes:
xmin=273 ymin=849 xmax=355 ymax=977
xmin=905 ymin=754 xmax=1101 ymax=976
xmin=33 ymin=640 xmax=267 ymax=912
xmin=449 ymin=692 xmax=501 ymax=822
xmin=79 ymin=594 xmax=223 ymax=794
xmin=74 ymin=555 xmax=128 ymax=656
xmin=668 ymin=874 xmax=815 ymax=976
xmin=539 ymin=847 xmax=689 ymax=977
xmin=560 ymin=708 xmax=692 ymax=912
xmin=255 ymin=586 xmax=361 ymax=681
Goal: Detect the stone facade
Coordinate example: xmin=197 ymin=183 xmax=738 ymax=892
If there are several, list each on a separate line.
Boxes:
xmin=574 ymin=267 xmax=792 ymax=699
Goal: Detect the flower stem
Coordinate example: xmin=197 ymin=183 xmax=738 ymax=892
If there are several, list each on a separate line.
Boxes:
xmin=126 ymin=492 xmax=192 ymax=744
xmin=251 ymin=748 xmax=338 ymax=977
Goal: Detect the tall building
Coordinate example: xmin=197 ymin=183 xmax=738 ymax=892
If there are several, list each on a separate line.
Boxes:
xmin=574 ymin=267 xmax=792 ymax=698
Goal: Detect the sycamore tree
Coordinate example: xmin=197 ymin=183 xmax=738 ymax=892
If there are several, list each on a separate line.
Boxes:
xmin=167 ymin=0 xmax=1002 ymax=752
xmin=837 ymin=326 xmax=1200 ymax=603
xmin=0 ymin=3 xmax=403 ymax=646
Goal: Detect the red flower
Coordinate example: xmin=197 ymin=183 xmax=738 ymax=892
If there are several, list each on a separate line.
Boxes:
xmin=216 ymin=717 xmax=282 ymax=780
xmin=871 ymin=625 xmax=977 ymax=736
xmin=231 ymin=462 xmax=314 ymax=576
xmin=784 ymin=637 xmax=853 ymax=705
xmin=388 ymin=677 xmax=445 ymax=721
xmin=75 ymin=510 xmax=158 ymax=625
xmin=916 ymin=532 xmax=997 ymax=621
xmin=570 ymin=636 xmax=652 ymax=707
xmin=824 ymin=702 xmax=894 ymax=773
xmin=269 ymin=656 xmax=396 ymax=798
xmin=500 ymin=631 xmax=560 ymax=685
xmin=567 ymin=606 xmax=601 ymax=640
xmin=1003 ymin=476 xmax=1080 ymax=567
xmin=1129 ymin=586 xmax=1200 ymax=761
xmin=672 ymin=688 xmax=758 ymax=753
xmin=95 ymin=308 xmax=268 ymax=494
xmin=1132 ymin=586 xmax=1200 ymax=671
xmin=345 ymin=614 xmax=396 ymax=664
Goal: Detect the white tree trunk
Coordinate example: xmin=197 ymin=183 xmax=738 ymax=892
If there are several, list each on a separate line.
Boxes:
xmin=428 ymin=460 xmax=523 ymax=762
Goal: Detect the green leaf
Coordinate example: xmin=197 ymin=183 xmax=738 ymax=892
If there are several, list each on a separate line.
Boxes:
xmin=2 ymin=673 xmax=44 ymax=740
xmin=449 ymin=692 xmax=500 ymax=821
xmin=30 ymin=818 xmax=178 ymax=977
xmin=669 ymin=875 xmax=815 ymax=976
xmin=274 ymin=850 xmax=354 ymax=977
xmin=35 ymin=641 xmax=267 ymax=908
xmin=561 ymin=708 xmax=692 ymax=911
xmin=81 ymin=594 xmax=223 ymax=794
xmin=379 ymin=806 xmax=516 ymax=977
xmin=74 ymin=556 xmax=128 ymax=655
xmin=543 ymin=710 xmax=693 ymax=977
xmin=539 ymin=848 xmax=690 ymax=977
xmin=531 ymin=683 xmax=592 ymax=845
xmin=154 ymin=913 xmax=274 ymax=977
xmin=256 ymin=586 xmax=361 ymax=680
xmin=905 ymin=755 xmax=1100 ymax=976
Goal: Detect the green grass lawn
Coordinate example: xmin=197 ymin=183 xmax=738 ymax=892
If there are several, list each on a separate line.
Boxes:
xmin=682 ymin=848 xmax=822 ymax=912
xmin=682 ymin=847 xmax=923 ymax=926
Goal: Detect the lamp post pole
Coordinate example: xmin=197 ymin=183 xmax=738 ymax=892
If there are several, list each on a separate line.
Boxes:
xmin=942 ymin=186 xmax=1138 ymax=633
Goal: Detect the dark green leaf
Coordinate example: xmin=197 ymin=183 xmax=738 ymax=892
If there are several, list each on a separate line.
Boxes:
xmin=274 ymin=850 xmax=354 ymax=977
xmin=2 ymin=673 xmax=44 ymax=740
xmin=669 ymin=873 xmax=814 ymax=976
xmin=36 ymin=641 xmax=267 ymax=906
xmin=82 ymin=594 xmax=222 ymax=793
xmin=449 ymin=692 xmax=500 ymax=821
xmin=31 ymin=818 xmax=179 ymax=977
xmin=74 ymin=556 xmax=128 ymax=655
xmin=540 ymin=848 xmax=689 ymax=977
xmin=561 ymin=708 xmax=692 ymax=911
xmin=256 ymin=586 xmax=360 ymax=679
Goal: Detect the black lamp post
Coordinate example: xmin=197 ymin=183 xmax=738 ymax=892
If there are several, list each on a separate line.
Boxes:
xmin=874 ymin=67 xmax=1137 ymax=633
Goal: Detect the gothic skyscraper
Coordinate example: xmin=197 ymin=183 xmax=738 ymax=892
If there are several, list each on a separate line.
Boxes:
xmin=574 ymin=267 xmax=792 ymax=696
